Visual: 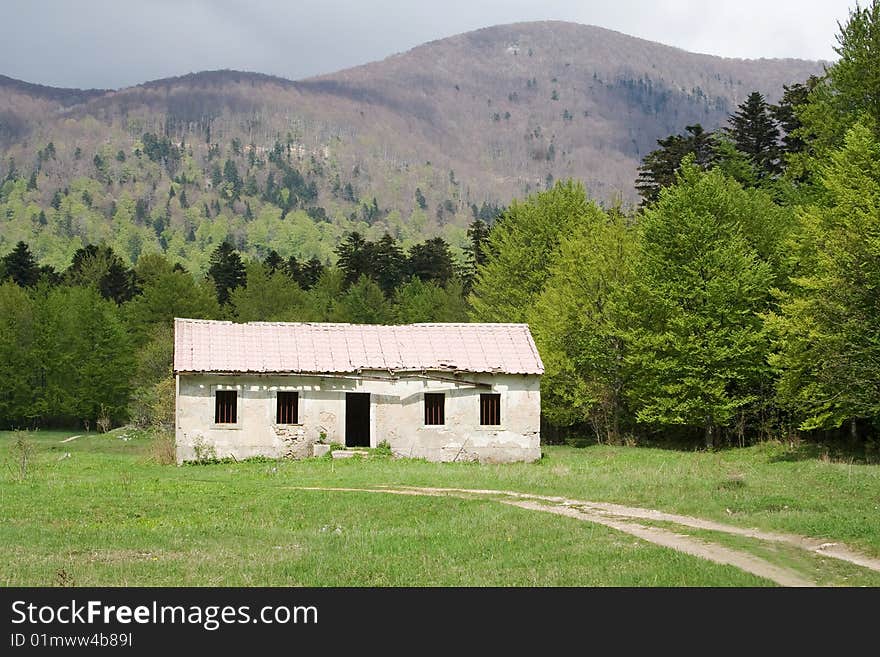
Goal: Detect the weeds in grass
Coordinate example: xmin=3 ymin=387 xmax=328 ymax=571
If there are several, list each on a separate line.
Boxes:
xmin=120 ymin=472 xmax=133 ymax=500
xmin=191 ymin=436 xmax=217 ymax=462
xmin=54 ymin=569 xmax=75 ymax=586
xmin=718 ymin=473 xmax=747 ymax=491
xmin=148 ymin=431 xmax=176 ymax=465
xmin=182 ymin=455 xmax=275 ymax=466
xmin=373 ymin=440 xmax=393 ymax=457
xmin=7 ymin=431 xmax=36 ymax=482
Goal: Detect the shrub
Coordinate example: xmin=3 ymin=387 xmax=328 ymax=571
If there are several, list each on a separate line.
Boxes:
xmin=7 ymin=431 xmax=35 ymax=482
xmin=148 ymin=431 xmax=176 ymax=465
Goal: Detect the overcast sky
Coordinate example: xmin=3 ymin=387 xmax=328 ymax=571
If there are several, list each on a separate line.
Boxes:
xmin=1 ymin=0 xmax=855 ymax=89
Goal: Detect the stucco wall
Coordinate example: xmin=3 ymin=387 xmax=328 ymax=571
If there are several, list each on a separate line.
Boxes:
xmin=175 ymin=371 xmax=541 ymax=464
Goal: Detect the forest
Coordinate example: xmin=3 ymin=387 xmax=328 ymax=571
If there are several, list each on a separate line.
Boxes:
xmin=0 ymin=2 xmax=878 ymax=454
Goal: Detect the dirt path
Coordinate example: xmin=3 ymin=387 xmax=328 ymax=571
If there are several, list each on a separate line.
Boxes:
xmin=391 ymin=486 xmax=880 ymax=574
xmin=503 ymin=499 xmax=814 ymax=586
xmin=294 ymin=485 xmax=880 ymax=585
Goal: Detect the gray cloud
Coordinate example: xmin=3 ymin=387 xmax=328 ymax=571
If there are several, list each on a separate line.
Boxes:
xmin=1 ymin=0 xmax=853 ymax=89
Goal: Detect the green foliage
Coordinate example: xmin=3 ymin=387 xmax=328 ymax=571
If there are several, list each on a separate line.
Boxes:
xmin=65 ymin=244 xmax=139 ymax=304
xmin=531 ymin=207 xmax=635 ymax=441
xmin=127 ymin=325 xmax=175 ymax=429
xmin=625 ymin=165 xmax=777 ymax=444
xmin=125 ymin=262 xmax=220 ymax=344
xmin=0 ymin=284 xmax=133 ymax=428
xmin=394 ymin=277 xmax=469 ymax=323
xmin=768 ymin=121 xmax=880 ymax=432
xmin=333 ymin=275 xmax=393 ymax=324
xmin=371 ymin=234 xmax=407 ymax=295
xmin=469 ymin=180 xmax=593 ymax=322
xmin=799 ymin=1 xmax=880 ymax=158
xmin=407 ymin=237 xmax=455 ymax=287
xmin=229 ymin=261 xmax=307 ymax=322
xmin=0 ymin=283 xmax=36 ymax=424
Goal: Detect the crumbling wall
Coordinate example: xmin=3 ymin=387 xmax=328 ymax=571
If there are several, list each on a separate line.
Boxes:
xmin=175 ymin=372 xmax=541 ymax=464
xmin=273 ymin=424 xmax=315 ymax=460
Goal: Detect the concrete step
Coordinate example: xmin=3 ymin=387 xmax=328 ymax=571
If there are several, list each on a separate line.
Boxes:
xmin=331 ymin=449 xmax=370 ymax=459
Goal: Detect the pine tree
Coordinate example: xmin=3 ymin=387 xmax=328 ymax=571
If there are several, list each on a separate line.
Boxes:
xmin=4 ymin=156 xmax=17 ymax=181
xmin=263 ymin=249 xmax=284 ymax=274
xmin=206 ymin=242 xmax=247 ymax=305
xmin=462 ymin=218 xmax=491 ymax=291
xmin=210 ymin=163 xmax=223 ymax=188
xmin=2 ymin=241 xmax=40 ymax=287
xmin=414 ymin=187 xmax=427 ymax=209
xmin=466 ymin=219 xmax=490 ymax=268
xmin=726 ymin=92 xmax=781 ymax=178
xmin=335 ymin=232 xmax=371 ymax=287
xmin=101 ymin=259 xmax=139 ymax=304
xmin=223 ymin=159 xmax=241 ymax=191
xmin=297 ymin=257 xmax=324 ymax=291
xmin=636 ymin=124 xmax=716 ymax=204
xmin=372 ymin=234 xmax=406 ymax=296
xmin=771 ymin=80 xmax=818 ymax=156
xmin=407 ymin=237 xmax=455 ymax=287
xmin=66 ymin=244 xmax=138 ymax=304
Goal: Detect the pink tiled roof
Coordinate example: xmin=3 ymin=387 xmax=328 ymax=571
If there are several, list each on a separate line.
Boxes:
xmin=173 ymin=318 xmax=543 ymax=375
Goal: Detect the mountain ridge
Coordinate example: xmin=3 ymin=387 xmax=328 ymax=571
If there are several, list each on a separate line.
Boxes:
xmin=0 ymin=21 xmax=825 ymax=270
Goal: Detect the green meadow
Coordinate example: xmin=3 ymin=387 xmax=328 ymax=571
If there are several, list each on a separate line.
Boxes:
xmin=2 ymin=429 xmax=878 ymax=586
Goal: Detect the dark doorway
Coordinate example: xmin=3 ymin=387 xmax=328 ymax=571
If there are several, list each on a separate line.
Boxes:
xmin=345 ymin=393 xmax=371 ymax=447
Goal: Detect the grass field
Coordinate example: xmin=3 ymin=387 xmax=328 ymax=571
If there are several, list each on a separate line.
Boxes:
xmin=1 ymin=429 xmax=879 ymax=586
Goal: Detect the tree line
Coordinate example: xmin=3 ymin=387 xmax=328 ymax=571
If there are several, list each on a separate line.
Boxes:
xmin=471 ymin=1 xmax=880 ymax=450
xmin=0 ymin=229 xmax=485 ymax=429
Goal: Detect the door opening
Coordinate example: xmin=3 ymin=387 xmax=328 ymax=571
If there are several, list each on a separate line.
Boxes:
xmin=345 ymin=392 xmax=371 ymax=447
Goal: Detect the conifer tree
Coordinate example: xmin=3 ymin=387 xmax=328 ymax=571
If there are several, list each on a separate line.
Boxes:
xmin=2 ymin=241 xmax=40 ymax=287
xmin=726 ymin=92 xmax=781 ymax=178
xmin=335 ymin=232 xmax=371 ymax=287
xmin=206 ymin=242 xmax=247 ymax=305
xmin=263 ymin=249 xmax=284 ymax=274
xmin=372 ymin=234 xmax=407 ymax=296
xmin=636 ymin=124 xmax=716 ymax=203
xmin=407 ymin=237 xmax=455 ymax=287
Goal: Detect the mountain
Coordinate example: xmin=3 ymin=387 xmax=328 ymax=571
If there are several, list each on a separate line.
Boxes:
xmin=0 ymin=21 xmax=824 ymax=270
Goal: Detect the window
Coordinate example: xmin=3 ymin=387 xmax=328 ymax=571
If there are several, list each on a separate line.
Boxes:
xmin=424 ymin=393 xmax=445 ymax=426
xmin=480 ymin=393 xmax=501 ymax=426
xmin=215 ymin=390 xmax=237 ymax=424
xmin=276 ymin=391 xmax=299 ymax=424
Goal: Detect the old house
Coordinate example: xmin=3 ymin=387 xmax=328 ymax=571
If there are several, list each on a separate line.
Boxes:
xmin=173 ymin=318 xmax=543 ymax=463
